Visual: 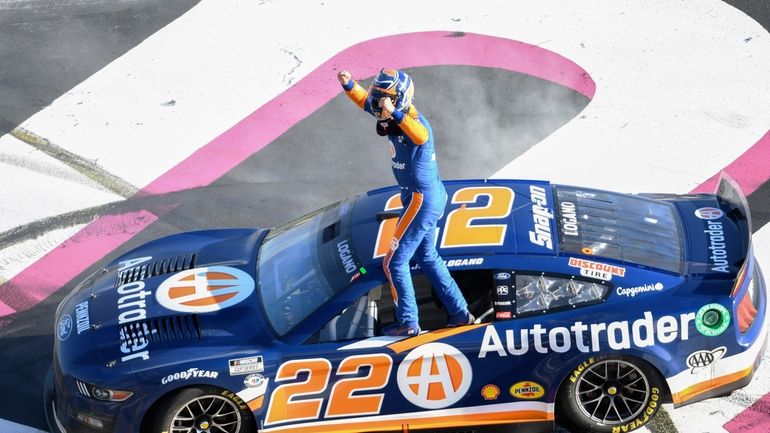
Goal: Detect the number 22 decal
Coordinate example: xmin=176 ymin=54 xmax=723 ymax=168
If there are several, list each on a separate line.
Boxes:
xmin=373 ymin=186 xmax=515 ymax=257
xmin=265 ymin=354 xmax=393 ymax=425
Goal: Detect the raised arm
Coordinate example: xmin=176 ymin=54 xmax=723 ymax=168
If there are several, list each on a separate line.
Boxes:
xmin=338 ymin=70 xmax=367 ymax=110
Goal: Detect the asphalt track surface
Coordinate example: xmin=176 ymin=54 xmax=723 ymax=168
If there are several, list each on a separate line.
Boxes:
xmin=0 ymin=1 xmax=769 ymax=432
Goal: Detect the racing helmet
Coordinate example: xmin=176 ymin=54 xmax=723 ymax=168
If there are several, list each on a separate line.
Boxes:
xmin=367 ymin=68 xmax=414 ymax=118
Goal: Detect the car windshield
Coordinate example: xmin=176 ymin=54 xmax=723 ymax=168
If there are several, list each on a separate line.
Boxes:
xmin=257 ymin=198 xmax=363 ymax=336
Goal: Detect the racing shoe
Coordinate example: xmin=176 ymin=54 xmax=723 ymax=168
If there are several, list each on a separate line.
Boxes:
xmin=382 ymin=322 xmax=421 ymax=337
xmin=447 ymin=311 xmax=475 ymax=327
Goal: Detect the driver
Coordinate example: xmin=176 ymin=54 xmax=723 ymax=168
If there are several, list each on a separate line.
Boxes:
xmin=337 ymin=68 xmax=472 ymax=336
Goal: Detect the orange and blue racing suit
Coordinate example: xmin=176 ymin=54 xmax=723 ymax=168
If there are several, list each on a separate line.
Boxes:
xmin=342 ymin=79 xmax=468 ymax=328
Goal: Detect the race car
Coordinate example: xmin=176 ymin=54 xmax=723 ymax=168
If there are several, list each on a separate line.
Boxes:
xmin=45 ymin=176 xmax=767 ymax=433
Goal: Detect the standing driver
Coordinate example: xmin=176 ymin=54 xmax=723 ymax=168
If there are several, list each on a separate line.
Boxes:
xmin=337 ymin=68 xmax=473 ymax=336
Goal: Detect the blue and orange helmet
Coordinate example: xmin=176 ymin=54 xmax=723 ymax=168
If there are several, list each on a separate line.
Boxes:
xmin=367 ymin=68 xmax=414 ymax=119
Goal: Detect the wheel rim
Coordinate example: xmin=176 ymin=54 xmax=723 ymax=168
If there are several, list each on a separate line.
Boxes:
xmin=574 ymin=359 xmax=650 ymax=425
xmin=169 ymin=395 xmax=242 ymax=433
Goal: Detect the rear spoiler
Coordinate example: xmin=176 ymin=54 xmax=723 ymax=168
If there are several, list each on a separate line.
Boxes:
xmin=715 ymin=173 xmax=752 ymax=260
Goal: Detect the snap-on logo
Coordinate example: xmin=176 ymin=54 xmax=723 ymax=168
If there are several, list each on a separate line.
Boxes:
xmin=156 ymin=267 xmax=254 ymax=313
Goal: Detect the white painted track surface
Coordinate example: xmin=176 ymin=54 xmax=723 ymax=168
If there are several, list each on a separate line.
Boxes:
xmin=1 ymin=0 xmax=769 ymax=431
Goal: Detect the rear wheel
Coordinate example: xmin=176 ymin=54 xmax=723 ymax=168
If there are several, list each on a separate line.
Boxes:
xmin=145 ymin=386 xmax=256 ymax=433
xmin=557 ymin=357 xmax=664 ymax=433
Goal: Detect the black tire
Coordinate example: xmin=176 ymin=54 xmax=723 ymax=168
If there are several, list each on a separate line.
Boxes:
xmin=557 ymin=356 xmax=665 ymax=433
xmin=144 ymin=386 xmax=256 ymax=433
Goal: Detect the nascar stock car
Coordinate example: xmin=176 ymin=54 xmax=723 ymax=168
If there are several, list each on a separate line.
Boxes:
xmin=46 ymin=176 xmax=767 ymax=433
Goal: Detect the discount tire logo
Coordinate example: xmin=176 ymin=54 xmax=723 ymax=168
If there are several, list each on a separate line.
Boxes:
xmin=156 ymin=266 xmax=255 ymax=313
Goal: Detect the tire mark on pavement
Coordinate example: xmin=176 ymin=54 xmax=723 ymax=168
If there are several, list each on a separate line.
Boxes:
xmin=10 ymin=126 xmax=137 ymax=197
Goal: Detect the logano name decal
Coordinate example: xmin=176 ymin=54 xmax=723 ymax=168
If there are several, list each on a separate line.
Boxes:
xmin=560 ymin=201 xmax=579 ymax=237
xmin=528 ymin=185 xmax=554 ymax=250
xmin=337 ymin=240 xmax=357 ymax=274
xmin=479 ymin=310 xmax=696 ymax=358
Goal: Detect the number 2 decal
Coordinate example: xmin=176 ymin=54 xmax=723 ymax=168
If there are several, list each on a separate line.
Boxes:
xmin=373 ymin=186 xmax=515 ymax=257
xmin=265 ymin=354 xmax=393 ymax=425
xmin=265 ymin=358 xmax=331 ymax=425
xmin=440 ymin=186 xmax=514 ymax=248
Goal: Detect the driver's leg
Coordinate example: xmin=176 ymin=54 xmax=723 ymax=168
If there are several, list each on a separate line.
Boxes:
xmin=414 ymin=227 xmax=470 ymax=325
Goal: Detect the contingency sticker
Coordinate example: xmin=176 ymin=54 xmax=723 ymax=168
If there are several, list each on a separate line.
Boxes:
xmin=229 ymin=356 xmax=264 ymax=376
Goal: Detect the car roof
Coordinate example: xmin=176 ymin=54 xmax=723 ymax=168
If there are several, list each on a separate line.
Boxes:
xmin=350 ymin=179 xmax=558 ymax=271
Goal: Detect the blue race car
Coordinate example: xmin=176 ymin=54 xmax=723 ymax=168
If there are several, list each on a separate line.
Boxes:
xmin=46 ymin=176 xmax=767 ymax=433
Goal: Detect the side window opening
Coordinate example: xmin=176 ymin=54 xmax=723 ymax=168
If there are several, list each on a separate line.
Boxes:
xmin=311 ymin=266 xmax=610 ymax=343
xmin=313 ymin=288 xmax=380 ymax=344
xmin=379 ymin=269 xmax=494 ymax=331
xmin=490 ymin=270 xmax=610 ymax=321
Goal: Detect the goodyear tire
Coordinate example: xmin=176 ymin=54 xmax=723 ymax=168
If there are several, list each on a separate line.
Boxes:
xmin=145 ymin=386 xmax=256 ymax=433
xmin=557 ymin=357 xmax=664 ymax=433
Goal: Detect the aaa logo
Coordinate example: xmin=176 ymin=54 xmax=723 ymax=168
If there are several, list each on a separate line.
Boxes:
xmin=397 ymin=343 xmax=472 ymax=409
xmin=156 ymin=266 xmax=254 ymax=313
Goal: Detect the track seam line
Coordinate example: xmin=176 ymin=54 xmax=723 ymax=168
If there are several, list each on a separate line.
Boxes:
xmin=10 ymin=126 xmax=138 ymax=198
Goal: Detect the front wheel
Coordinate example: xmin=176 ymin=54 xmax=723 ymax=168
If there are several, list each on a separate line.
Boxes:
xmin=557 ymin=357 xmax=664 ymax=433
xmin=145 ymin=386 xmax=256 ymax=433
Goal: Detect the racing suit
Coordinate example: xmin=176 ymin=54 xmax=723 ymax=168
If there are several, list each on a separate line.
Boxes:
xmin=342 ymin=80 xmax=468 ymax=328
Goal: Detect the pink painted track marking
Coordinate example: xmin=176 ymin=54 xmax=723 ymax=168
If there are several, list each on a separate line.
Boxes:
xmin=692 ymin=129 xmax=770 ymax=195
xmin=0 ymin=301 xmax=13 ymax=316
xmin=0 ymin=210 xmax=159 ymax=314
xmin=144 ymin=31 xmax=595 ymax=195
xmin=724 ymin=393 xmax=770 ymax=433
xmin=0 ymin=31 xmax=595 ymax=319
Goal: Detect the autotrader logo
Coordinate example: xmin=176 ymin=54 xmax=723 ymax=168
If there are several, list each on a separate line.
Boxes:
xmin=156 ymin=266 xmax=255 ymax=313
xmin=695 ymin=207 xmax=724 ymax=220
xmin=397 ymin=343 xmax=471 ymax=409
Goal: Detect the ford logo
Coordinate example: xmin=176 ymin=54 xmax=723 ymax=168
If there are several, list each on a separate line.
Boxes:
xmin=494 ymin=272 xmax=511 ymax=280
xmin=57 ymin=314 xmax=73 ymax=341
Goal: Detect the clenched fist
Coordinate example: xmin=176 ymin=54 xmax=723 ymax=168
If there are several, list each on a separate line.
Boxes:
xmin=337 ymin=70 xmax=352 ymax=86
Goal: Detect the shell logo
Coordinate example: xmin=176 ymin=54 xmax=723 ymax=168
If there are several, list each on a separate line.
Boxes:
xmin=481 ymin=384 xmax=500 ymax=401
xmin=156 ymin=266 xmax=255 ymax=313
xmin=509 ymin=381 xmax=545 ymax=400
xmin=396 ymin=342 xmax=472 ymax=409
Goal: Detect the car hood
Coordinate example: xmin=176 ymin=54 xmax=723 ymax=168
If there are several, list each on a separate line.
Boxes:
xmin=55 ymin=228 xmax=273 ymax=373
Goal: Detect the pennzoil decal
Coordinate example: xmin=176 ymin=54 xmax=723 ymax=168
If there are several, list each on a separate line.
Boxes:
xmin=75 ymin=301 xmax=90 ymax=334
xmin=509 ymin=381 xmax=545 ymax=399
xmin=156 ymin=266 xmax=255 ymax=313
